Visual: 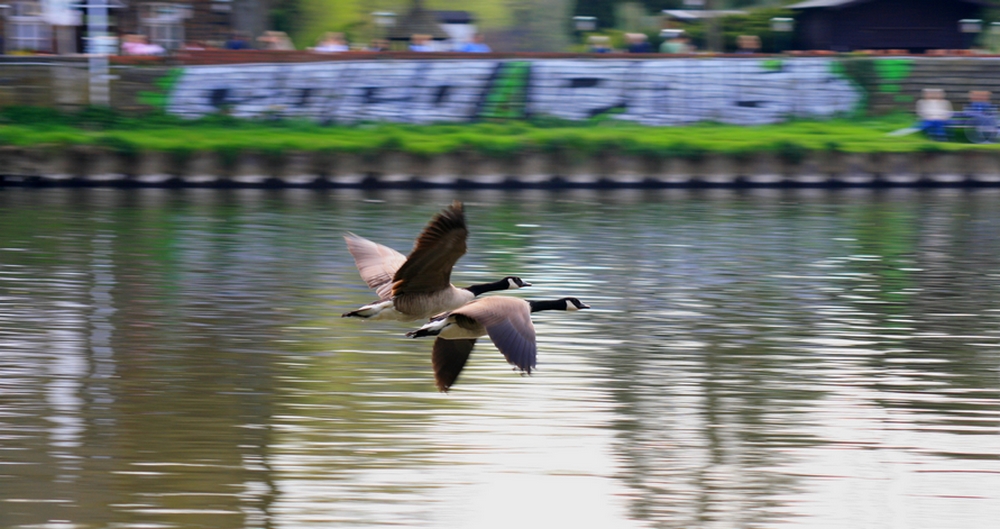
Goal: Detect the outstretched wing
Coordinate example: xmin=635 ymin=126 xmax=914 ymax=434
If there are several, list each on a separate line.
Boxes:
xmin=392 ymin=202 xmax=468 ymax=297
xmin=432 ymin=338 xmax=477 ymax=392
xmin=344 ymin=233 xmax=408 ymax=300
xmin=483 ymin=318 xmax=537 ymax=374
xmin=456 ymin=297 xmax=537 ymax=373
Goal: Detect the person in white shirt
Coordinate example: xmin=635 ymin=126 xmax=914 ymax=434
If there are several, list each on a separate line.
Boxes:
xmin=916 ymin=88 xmax=953 ymax=141
xmin=313 ymin=32 xmax=349 ymax=53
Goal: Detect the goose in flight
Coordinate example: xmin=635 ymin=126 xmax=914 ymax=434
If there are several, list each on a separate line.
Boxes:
xmin=406 ymin=296 xmax=590 ymax=391
xmin=343 ymin=201 xmax=531 ymax=321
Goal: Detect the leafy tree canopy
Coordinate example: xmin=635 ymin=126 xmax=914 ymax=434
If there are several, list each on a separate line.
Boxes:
xmin=572 ymin=0 xmax=797 ymax=29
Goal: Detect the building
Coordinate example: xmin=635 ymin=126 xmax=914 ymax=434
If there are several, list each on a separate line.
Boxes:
xmin=661 ymin=9 xmax=747 ymax=24
xmin=789 ymin=0 xmax=988 ymax=52
xmin=1 ymin=0 xmax=266 ymax=54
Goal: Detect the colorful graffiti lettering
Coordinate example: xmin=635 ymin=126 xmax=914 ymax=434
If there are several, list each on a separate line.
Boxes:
xmin=137 ymin=68 xmax=184 ymax=109
xmin=165 ymin=58 xmax=862 ymax=125
xmin=478 ymin=61 xmax=531 ymax=120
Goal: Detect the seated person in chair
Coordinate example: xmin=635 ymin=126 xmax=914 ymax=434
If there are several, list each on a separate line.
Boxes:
xmin=956 ymin=90 xmax=998 ymax=143
xmin=915 ymin=88 xmax=953 ymax=141
xmin=960 ymin=90 xmax=996 ymax=117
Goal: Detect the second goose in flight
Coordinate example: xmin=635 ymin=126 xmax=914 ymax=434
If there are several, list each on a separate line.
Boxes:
xmin=406 ymin=296 xmax=590 ymax=391
xmin=343 ymin=201 xmax=531 ymax=321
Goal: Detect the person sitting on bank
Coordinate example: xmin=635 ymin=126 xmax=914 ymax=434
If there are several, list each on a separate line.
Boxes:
xmin=660 ymin=32 xmax=691 ymax=54
xmin=961 ymin=90 xmax=996 ymax=116
xmin=409 ymin=34 xmax=435 ymax=52
xmin=626 ymin=33 xmax=653 ymax=53
xmin=366 ymin=39 xmax=390 ymax=52
xmin=737 ymin=35 xmax=761 ymax=54
xmin=588 ymin=35 xmax=613 ymax=53
xmin=916 ymin=88 xmax=953 ymax=141
xmin=312 ymin=32 xmax=349 ymax=52
xmin=258 ymin=31 xmax=296 ymax=51
xmin=458 ymin=33 xmax=491 ymax=53
xmin=225 ymin=32 xmax=251 ymax=50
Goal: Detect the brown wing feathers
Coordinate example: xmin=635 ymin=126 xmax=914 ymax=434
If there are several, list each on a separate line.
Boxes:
xmin=343 ymin=233 xmax=409 ymax=300
xmin=432 ymin=338 xmax=477 ymax=392
xmin=392 ymin=202 xmax=468 ymax=296
xmin=346 ymin=202 xmax=556 ymax=391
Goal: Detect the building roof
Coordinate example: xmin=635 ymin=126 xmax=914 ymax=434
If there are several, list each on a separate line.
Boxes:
xmin=662 ymin=9 xmax=747 ymax=20
xmin=788 ymin=0 xmax=988 ymax=8
xmin=435 ymin=11 xmax=473 ymax=24
xmin=787 ymin=0 xmax=857 ymax=7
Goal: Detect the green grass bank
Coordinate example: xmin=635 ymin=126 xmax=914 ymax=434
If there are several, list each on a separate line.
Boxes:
xmin=0 ymin=107 xmax=995 ymax=161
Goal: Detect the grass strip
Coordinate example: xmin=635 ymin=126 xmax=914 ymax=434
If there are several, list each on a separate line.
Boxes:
xmin=0 ymin=106 xmax=994 ymax=158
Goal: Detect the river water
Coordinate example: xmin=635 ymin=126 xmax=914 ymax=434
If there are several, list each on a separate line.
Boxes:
xmin=1 ymin=188 xmax=998 ymax=529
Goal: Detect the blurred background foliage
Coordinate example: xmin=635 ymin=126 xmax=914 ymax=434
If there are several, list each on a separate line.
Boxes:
xmin=280 ymin=0 xmax=802 ymax=52
xmin=573 ymin=0 xmax=793 ymax=30
xmin=680 ymin=7 xmax=795 ymax=53
xmin=270 ymin=0 xmax=1000 ymax=52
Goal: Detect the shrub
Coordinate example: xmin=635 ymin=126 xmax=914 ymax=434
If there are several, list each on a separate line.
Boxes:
xmin=772 ymin=140 xmax=807 ymax=165
xmin=665 ymin=142 xmax=707 ymax=161
xmin=97 ymin=135 xmax=140 ymax=161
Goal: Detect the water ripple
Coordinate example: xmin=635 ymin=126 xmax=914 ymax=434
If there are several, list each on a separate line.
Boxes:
xmin=0 ymin=189 xmax=999 ymax=528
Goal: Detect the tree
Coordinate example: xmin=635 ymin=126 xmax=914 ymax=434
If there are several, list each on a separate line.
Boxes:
xmin=572 ymin=0 xmax=618 ymax=28
xmin=505 ymin=0 xmax=573 ymax=51
xmin=573 ymin=0 xmax=688 ymax=28
xmin=571 ymin=0 xmax=794 ymax=31
xmin=270 ymin=0 xmax=303 ymax=35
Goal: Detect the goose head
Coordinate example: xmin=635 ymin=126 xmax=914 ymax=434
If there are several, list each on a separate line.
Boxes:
xmin=528 ymin=297 xmax=591 ymax=312
xmin=504 ymin=276 xmax=532 ymax=289
xmin=563 ymin=297 xmax=590 ymax=310
xmin=465 ymin=276 xmax=532 ymax=297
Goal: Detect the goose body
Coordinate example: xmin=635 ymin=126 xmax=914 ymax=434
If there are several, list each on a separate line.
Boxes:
xmin=343 ymin=202 xmax=530 ymax=321
xmin=407 ymin=296 xmax=590 ymax=391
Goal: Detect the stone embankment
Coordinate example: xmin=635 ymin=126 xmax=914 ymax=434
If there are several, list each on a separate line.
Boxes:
xmin=1 ymin=147 xmax=996 ymax=187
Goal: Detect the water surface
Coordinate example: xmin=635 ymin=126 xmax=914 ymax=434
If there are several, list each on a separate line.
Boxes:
xmin=1 ymin=188 xmax=998 ymax=528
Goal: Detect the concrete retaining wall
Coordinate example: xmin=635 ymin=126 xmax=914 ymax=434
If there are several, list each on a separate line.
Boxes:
xmin=2 ymin=147 xmax=995 ymax=187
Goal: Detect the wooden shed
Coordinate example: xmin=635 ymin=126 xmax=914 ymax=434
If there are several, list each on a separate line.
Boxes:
xmin=789 ymin=0 xmax=988 ymax=52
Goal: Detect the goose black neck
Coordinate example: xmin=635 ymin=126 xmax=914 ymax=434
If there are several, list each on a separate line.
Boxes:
xmin=465 ymin=279 xmax=510 ymax=297
xmin=529 ymin=299 xmax=568 ymax=313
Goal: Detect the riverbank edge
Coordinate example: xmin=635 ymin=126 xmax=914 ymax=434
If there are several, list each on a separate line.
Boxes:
xmin=1 ymin=147 xmax=996 ymax=187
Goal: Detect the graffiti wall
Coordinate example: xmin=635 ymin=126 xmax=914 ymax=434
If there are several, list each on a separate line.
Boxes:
xmin=165 ymin=58 xmax=862 ymax=125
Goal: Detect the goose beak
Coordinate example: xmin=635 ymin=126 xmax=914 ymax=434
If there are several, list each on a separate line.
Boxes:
xmin=580 ymin=302 xmax=591 ymax=309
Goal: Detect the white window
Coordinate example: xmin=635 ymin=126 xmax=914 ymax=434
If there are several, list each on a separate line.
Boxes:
xmin=145 ymin=21 xmax=182 ymax=49
xmin=5 ymin=1 xmax=52 ymax=52
xmin=11 ymin=0 xmax=42 ymax=16
xmin=139 ymin=3 xmax=189 ymax=51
